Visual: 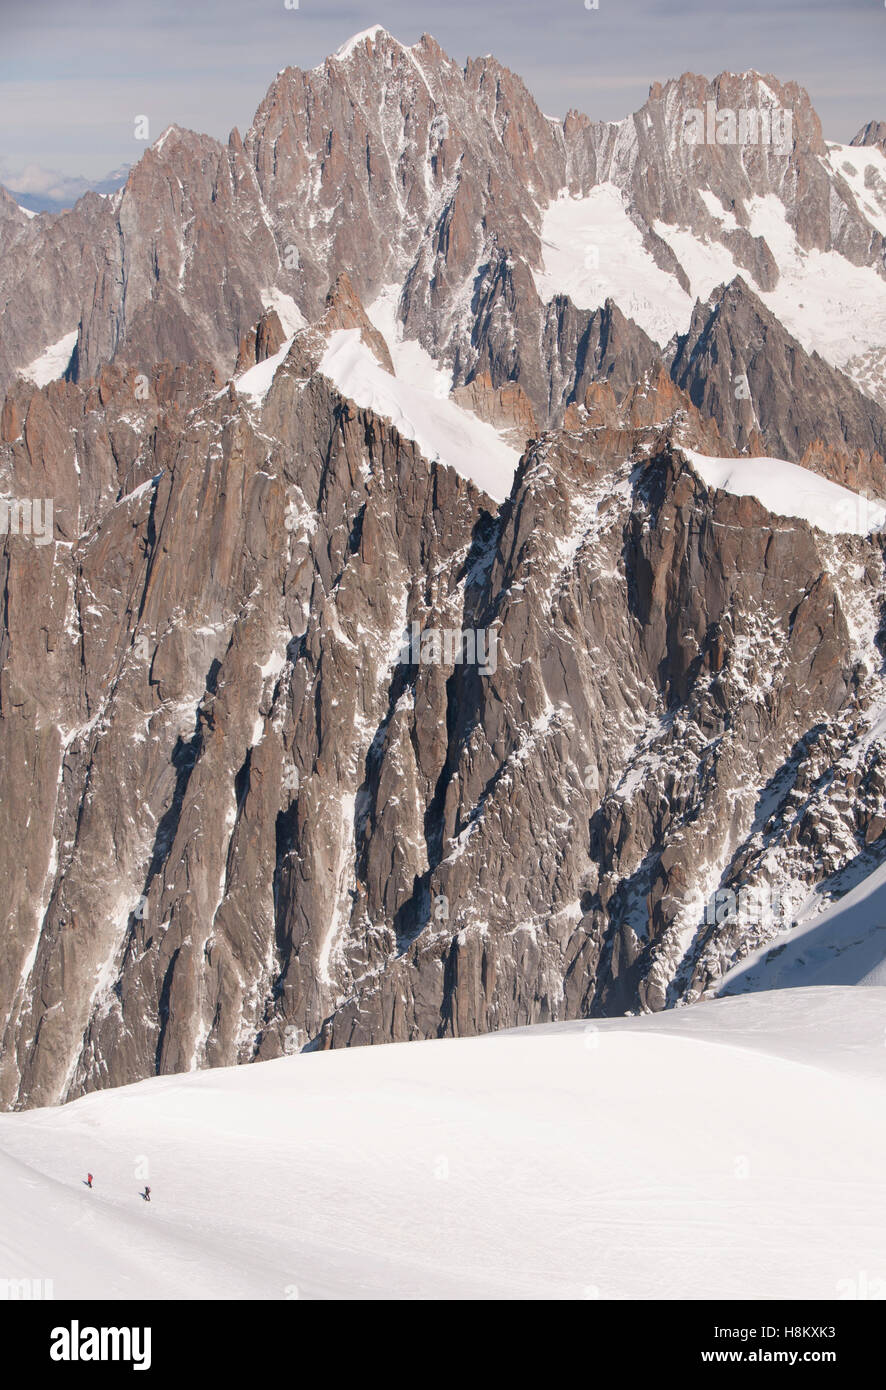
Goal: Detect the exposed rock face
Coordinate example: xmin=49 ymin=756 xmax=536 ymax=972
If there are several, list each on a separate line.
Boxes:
xmin=851 ymin=121 xmax=886 ymax=152
xmin=670 ymin=277 xmax=886 ymax=490
xmin=235 ymin=309 xmax=287 ymax=374
xmin=451 ymin=372 xmax=537 ymax=442
xmin=596 ymin=71 xmax=880 ymax=269
xmin=575 ymin=369 xmax=728 ymax=456
xmin=2 ymin=286 xmax=885 ymax=1106
xmin=3 ymin=32 xmax=886 ymax=1109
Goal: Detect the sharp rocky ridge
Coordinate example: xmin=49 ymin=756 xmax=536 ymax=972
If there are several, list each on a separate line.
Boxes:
xmin=2 ymin=27 xmax=886 ymax=1106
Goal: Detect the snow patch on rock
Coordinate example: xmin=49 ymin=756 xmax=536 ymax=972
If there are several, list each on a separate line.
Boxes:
xmin=684 ymin=448 xmax=886 ymax=536
xmin=261 ymin=288 xmax=306 ymax=337
xmin=18 ymin=331 xmax=78 ymax=388
xmin=319 ymin=324 xmax=520 ymax=501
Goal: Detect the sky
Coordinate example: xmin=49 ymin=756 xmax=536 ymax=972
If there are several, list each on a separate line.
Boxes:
xmin=1 ymin=0 xmax=884 ymax=188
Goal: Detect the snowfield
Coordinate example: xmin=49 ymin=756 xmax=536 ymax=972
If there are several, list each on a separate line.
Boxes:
xmin=535 ymin=179 xmax=886 ymax=397
xmin=232 ymin=287 xmax=521 ymax=500
xmin=684 ymin=448 xmax=886 ymax=536
xmin=318 ymin=326 xmax=520 ymax=501
xmin=533 ymin=186 xmax=694 ymax=346
xmin=1 ymin=986 xmax=885 ymax=1300
xmin=232 ymin=335 xmax=296 ymax=402
xmin=824 ymin=143 xmax=886 ymax=242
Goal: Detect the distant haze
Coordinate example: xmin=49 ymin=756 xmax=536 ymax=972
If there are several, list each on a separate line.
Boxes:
xmin=1 ymin=0 xmax=883 ymax=185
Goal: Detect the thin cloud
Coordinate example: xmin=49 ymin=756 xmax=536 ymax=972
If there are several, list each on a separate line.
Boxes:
xmin=2 ymin=0 xmax=883 ymax=178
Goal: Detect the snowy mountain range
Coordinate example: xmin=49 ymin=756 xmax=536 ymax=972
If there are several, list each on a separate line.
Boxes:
xmin=2 ymin=25 xmax=886 ymax=1125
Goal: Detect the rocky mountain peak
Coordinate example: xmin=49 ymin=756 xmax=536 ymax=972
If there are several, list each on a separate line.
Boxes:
xmin=322 ymin=272 xmax=395 ymax=371
xmin=4 ymin=33 xmax=886 ymax=1110
xmin=851 ymin=119 xmax=886 ymax=152
xmin=330 ymin=24 xmax=395 ymax=61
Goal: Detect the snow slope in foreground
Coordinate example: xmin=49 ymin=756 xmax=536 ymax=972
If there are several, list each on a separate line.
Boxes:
xmin=1 ymin=987 xmax=885 ymax=1300
xmin=684 ymin=448 xmax=886 ymax=536
xmin=721 ymin=859 xmax=886 ymax=994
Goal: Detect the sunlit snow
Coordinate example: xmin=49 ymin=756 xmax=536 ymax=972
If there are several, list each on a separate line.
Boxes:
xmin=533 ymin=185 xmax=694 ymax=346
xmin=824 ymin=142 xmax=886 ymax=240
xmin=261 ymin=288 xmax=306 ymax=337
xmin=684 ymin=448 xmax=886 ymax=536
xmin=333 ymin=25 xmax=388 ymax=61
xmin=537 ymin=180 xmax=886 ymax=387
xmin=319 ymin=323 xmax=520 ymax=501
xmin=233 ymin=336 xmax=296 ymax=402
xmin=1 ymin=987 xmax=884 ymax=1298
xmin=18 ymin=330 xmax=78 ymax=387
